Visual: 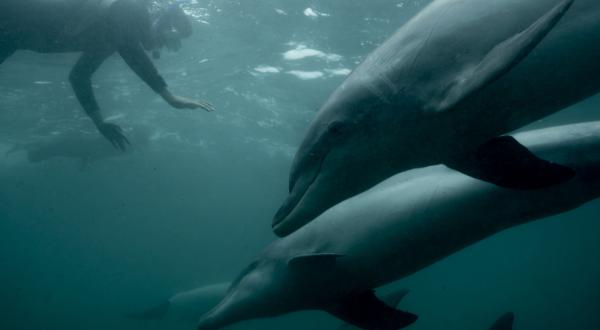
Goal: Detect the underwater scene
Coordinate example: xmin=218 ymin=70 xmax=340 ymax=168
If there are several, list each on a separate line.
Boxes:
xmin=1 ymin=0 xmax=600 ymax=329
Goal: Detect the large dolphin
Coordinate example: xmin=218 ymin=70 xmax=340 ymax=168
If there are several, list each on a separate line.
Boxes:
xmin=273 ymin=0 xmax=600 ymax=236
xmin=200 ymin=122 xmax=600 ymax=330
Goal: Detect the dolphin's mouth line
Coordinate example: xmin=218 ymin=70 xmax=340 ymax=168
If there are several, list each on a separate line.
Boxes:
xmin=197 ymin=287 xmax=237 ymax=329
xmin=273 ymin=150 xmax=330 ymax=229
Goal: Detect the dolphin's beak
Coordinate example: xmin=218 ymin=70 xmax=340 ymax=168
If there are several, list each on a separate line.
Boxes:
xmin=197 ymin=279 xmax=264 ymax=330
xmin=272 ymin=189 xmax=303 ymax=234
xmin=274 ymin=120 xmax=342 ymax=236
xmin=196 ymin=312 xmax=220 ymax=330
xmin=272 ymin=153 xmax=325 ymax=236
xmin=196 ymin=294 xmax=236 ymax=330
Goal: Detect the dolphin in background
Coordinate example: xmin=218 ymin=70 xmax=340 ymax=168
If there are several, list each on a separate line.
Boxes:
xmin=273 ymin=0 xmax=600 ymax=236
xmin=126 ymin=282 xmax=230 ymax=322
xmin=199 ymin=122 xmax=600 ymax=330
xmin=5 ymin=126 xmax=150 ymax=168
xmin=127 ymin=283 xmax=409 ymax=328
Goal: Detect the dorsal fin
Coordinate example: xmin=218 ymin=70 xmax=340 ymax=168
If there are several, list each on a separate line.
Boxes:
xmin=428 ymin=0 xmax=574 ymax=112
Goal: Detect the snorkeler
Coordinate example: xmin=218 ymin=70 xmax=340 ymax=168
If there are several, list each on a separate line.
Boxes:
xmin=0 ymin=0 xmax=214 ymax=150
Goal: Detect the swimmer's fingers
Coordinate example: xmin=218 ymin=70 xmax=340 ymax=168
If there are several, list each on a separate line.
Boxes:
xmin=122 ymin=131 xmax=131 ymax=147
xmin=109 ymin=138 xmax=119 ymax=150
xmin=168 ymin=94 xmax=215 ymax=111
xmin=114 ymin=129 xmax=131 ymax=151
xmin=114 ymin=125 xmax=131 ymax=148
xmin=113 ymin=132 xmax=130 ymax=151
xmin=195 ymin=100 xmax=215 ymax=112
xmin=98 ymin=123 xmax=130 ymax=151
xmin=180 ymin=100 xmax=215 ymax=112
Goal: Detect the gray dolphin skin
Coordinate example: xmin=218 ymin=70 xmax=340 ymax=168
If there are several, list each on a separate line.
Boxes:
xmin=200 ymin=122 xmax=600 ymax=330
xmin=490 ymin=312 xmax=515 ymax=330
xmin=273 ymin=0 xmax=600 ymax=236
xmin=126 ymin=283 xmax=230 ymax=322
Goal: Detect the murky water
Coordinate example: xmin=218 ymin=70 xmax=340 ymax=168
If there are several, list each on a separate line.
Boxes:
xmin=1 ymin=1 xmax=600 ymax=329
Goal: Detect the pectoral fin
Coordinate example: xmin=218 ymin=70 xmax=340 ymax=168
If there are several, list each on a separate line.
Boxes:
xmin=430 ymin=0 xmax=574 ymax=111
xmin=379 ymin=289 xmax=410 ymax=309
xmin=447 ymin=136 xmax=575 ymax=189
xmin=327 ymin=290 xmax=418 ymax=330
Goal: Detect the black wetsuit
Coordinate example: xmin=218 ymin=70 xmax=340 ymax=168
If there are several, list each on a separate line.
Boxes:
xmin=0 ymin=0 xmax=167 ymax=122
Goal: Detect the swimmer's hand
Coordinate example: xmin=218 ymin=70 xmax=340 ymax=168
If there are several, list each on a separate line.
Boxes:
xmin=160 ymin=88 xmax=215 ymax=112
xmin=96 ymin=122 xmax=130 ymax=151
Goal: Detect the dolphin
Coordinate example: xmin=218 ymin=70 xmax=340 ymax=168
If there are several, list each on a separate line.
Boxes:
xmin=127 ymin=282 xmax=409 ymax=328
xmin=273 ymin=0 xmax=600 ymax=236
xmin=199 ymin=122 xmax=600 ymax=330
xmin=490 ymin=312 xmax=515 ymax=330
xmin=6 ymin=127 xmax=150 ymax=168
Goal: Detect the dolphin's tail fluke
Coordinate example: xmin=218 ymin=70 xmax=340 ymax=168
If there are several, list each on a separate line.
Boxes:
xmin=489 ymin=312 xmax=515 ymax=330
xmin=125 ymin=300 xmax=170 ymax=320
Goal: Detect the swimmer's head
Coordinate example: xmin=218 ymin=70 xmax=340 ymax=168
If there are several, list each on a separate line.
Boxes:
xmin=151 ymin=2 xmax=193 ymax=57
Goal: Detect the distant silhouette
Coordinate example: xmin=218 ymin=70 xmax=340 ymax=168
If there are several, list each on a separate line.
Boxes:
xmin=6 ymin=127 xmax=150 ymax=169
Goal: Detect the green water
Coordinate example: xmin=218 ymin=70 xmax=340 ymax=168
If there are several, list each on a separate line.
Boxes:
xmin=1 ymin=1 xmax=599 ymax=329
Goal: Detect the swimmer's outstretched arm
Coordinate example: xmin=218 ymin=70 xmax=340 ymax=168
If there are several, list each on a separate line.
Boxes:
xmin=117 ymin=43 xmax=214 ymax=112
xmin=111 ymin=0 xmax=214 ymax=112
xmin=70 ymin=50 xmax=130 ymax=151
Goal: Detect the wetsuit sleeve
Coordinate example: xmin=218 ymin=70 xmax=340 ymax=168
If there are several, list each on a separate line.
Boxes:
xmin=117 ymin=44 xmax=167 ymax=93
xmin=69 ymin=50 xmax=114 ymax=123
xmin=110 ymin=0 xmax=167 ymax=93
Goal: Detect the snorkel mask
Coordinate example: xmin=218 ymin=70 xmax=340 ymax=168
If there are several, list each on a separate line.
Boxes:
xmin=151 ymin=0 xmax=193 ymax=59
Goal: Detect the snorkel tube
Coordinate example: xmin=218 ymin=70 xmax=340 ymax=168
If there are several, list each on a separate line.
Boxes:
xmin=151 ymin=0 xmax=193 ymax=59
